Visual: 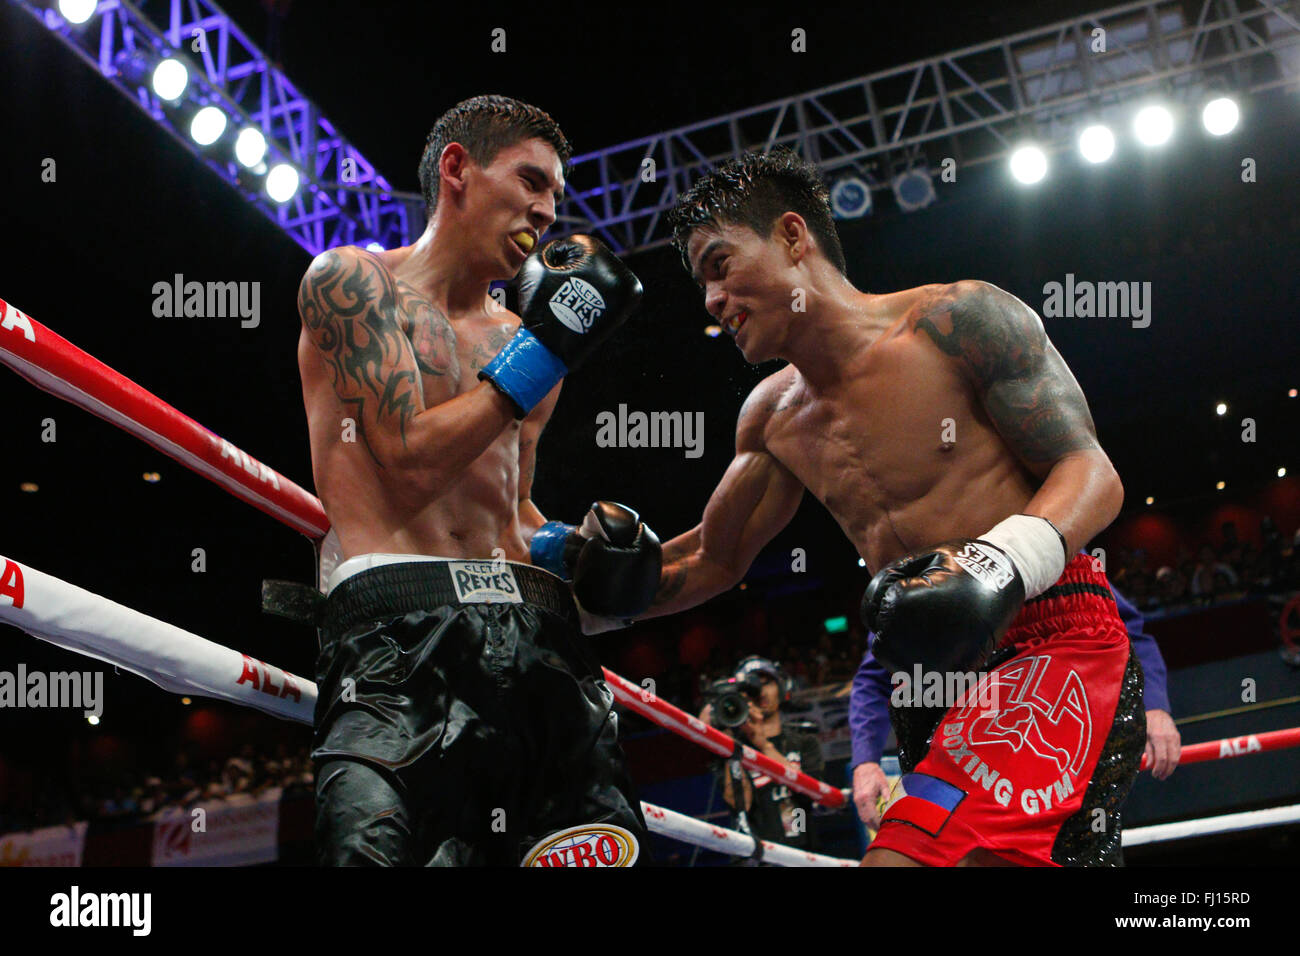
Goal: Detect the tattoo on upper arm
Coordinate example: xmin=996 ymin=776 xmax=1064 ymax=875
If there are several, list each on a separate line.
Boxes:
xmin=298 ymin=250 xmax=429 ymax=467
xmin=916 ymin=284 xmax=1100 ymax=464
xmin=653 ymin=564 xmax=688 ymax=604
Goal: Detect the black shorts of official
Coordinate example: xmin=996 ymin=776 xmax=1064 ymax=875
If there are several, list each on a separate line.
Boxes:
xmin=312 ymin=560 xmax=648 ymax=866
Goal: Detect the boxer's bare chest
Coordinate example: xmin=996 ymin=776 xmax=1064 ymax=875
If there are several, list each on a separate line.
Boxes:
xmin=393 ymin=279 xmax=520 ymax=409
xmin=764 ymin=327 xmax=999 ymax=526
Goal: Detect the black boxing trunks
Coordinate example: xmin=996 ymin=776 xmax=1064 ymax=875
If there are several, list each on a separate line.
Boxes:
xmin=312 ymin=556 xmax=647 ymax=866
xmin=873 ymin=552 xmax=1145 ymax=866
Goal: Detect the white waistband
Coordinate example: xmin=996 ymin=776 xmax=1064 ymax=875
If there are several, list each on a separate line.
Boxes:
xmin=325 ymin=553 xmax=456 ymax=595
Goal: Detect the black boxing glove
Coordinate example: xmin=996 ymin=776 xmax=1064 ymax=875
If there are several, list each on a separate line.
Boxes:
xmin=861 ymin=515 xmax=1068 ymax=675
xmin=531 ymin=501 xmax=662 ymax=619
xmin=861 ymin=540 xmax=1027 ymax=678
xmin=479 ymin=235 xmax=643 ymax=418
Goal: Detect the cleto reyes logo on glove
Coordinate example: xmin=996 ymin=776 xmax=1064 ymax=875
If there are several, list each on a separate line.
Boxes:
xmin=548 ymin=277 xmax=605 ymax=333
xmin=953 ymin=542 xmax=1016 ymax=591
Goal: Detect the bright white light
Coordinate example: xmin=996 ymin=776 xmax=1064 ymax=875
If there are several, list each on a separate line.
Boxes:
xmin=1215 ymin=402 xmax=1227 ymax=416
xmin=189 ymin=106 xmax=227 ymax=146
xmin=1009 ymin=145 xmax=1048 ymax=185
xmin=858 ymin=558 xmax=867 ymax=567
xmin=151 ymin=58 xmax=188 ymax=102
xmin=266 ymin=164 xmax=300 ymax=203
xmin=234 ymin=127 xmax=268 ymax=167
xmin=1280 ymin=468 xmax=1288 ymax=479
xmin=1134 ymin=105 xmax=1174 ymax=146
xmin=364 ymin=242 xmax=385 ymax=253
xmin=58 ymin=0 xmax=98 ymax=24
xmin=1078 ymin=125 xmax=1116 ymax=164
xmin=87 ymin=714 xmax=100 ymax=726
xmin=1202 ymin=97 xmax=1239 ymax=136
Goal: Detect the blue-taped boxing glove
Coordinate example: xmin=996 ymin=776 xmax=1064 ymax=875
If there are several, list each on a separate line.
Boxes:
xmin=480 ymin=235 xmax=642 ymax=417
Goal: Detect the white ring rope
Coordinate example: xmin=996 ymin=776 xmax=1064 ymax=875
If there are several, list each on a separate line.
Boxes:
xmin=640 ymin=802 xmax=857 ymax=866
xmin=0 ymin=552 xmax=316 ymax=724
xmin=1122 ymin=802 xmax=1300 ymax=847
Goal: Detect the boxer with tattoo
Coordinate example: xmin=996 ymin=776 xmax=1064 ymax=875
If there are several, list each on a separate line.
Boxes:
xmin=296 ymin=95 xmax=658 ymax=866
xmin=617 ymin=150 xmax=1143 ymax=866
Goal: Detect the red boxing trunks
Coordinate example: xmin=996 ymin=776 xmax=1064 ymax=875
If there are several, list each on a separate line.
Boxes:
xmin=871 ymin=552 xmax=1146 ymax=866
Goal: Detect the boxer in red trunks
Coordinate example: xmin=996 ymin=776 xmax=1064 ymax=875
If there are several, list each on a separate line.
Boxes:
xmin=604 ymin=149 xmax=1144 ymax=866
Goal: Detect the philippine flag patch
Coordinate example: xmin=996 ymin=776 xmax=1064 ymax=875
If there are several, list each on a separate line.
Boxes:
xmin=885 ymin=773 xmax=966 ymax=836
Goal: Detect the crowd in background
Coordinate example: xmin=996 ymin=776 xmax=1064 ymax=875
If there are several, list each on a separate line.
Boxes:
xmin=0 ymin=742 xmax=313 ymax=836
xmin=1110 ymin=518 xmax=1300 ymax=614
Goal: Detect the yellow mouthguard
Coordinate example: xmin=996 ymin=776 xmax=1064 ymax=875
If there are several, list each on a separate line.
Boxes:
xmin=512 ymin=231 xmax=535 ymax=252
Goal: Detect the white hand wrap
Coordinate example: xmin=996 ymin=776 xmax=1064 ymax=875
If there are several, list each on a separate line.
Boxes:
xmin=980 ymin=514 xmax=1068 ymax=600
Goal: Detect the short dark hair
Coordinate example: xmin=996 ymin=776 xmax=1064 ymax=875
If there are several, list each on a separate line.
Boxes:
xmin=417 ymin=95 xmax=572 ymax=216
xmin=668 ymin=149 xmax=847 ymax=274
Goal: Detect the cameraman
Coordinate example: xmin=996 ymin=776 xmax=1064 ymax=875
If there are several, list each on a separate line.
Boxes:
xmin=700 ymin=657 xmax=824 ymax=855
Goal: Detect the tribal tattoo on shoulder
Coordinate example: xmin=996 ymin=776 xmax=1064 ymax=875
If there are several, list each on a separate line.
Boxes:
xmin=298 ymin=250 xmax=454 ymax=467
xmin=915 ymin=282 xmax=1100 ymax=465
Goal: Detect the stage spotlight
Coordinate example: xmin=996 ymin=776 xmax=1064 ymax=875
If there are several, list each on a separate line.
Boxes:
xmin=234 ymin=127 xmax=268 ymax=167
xmin=1216 ymin=480 xmax=1226 ymax=491
xmin=1009 ymin=145 xmax=1048 ymax=184
xmin=58 ymin=0 xmax=97 ymax=25
xmin=364 ymin=242 xmax=385 ymax=253
xmin=892 ymin=170 xmax=935 ymax=212
xmin=266 ymin=163 xmax=301 ymax=203
xmin=831 ymin=176 xmax=873 ymax=218
xmin=151 ymin=58 xmax=188 ymax=102
xmin=1215 ymin=402 xmax=1227 ymax=416
xmin=1280 ymin=468 xmax=1288 ymax=479
xmin=1145 ymin=496 xmax=1154 ymax=506
xmin=1134 ymin=104 xmax=1174 ymax=146
xmin=1202 ymin=97 xmax=1239 ymax=136
xmin=1078 ymin=124 xmax=1115 ymax=164
xmin=189 ymin=106 xmax=228 ymax=146
xmin=87 ymin=714 xmax=100 ymax=726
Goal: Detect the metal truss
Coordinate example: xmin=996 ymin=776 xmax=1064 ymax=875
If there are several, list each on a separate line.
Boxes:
xmin=13 ymin=0 xmax=423 ymax=256
xmin=559 ymin=0 xmax=1300 ymax=254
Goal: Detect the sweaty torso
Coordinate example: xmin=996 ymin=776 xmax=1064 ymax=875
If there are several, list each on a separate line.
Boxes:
xmin=758 ymin=288 xmax=1038 ymax=573
xmin=298 ymin=251 xmax=554 ymax=563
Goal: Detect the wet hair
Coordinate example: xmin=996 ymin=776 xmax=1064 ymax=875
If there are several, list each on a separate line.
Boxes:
xmin=417 ymin=95 xmax=572 ymax=216
xmin=668 ymin=149 xmax=847 ymax=274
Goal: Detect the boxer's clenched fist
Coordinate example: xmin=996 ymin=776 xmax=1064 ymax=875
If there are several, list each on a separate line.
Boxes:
xmin=480 ymin=235 xmax=643 ymax=417
xmin=861 ymin=539 xmax=1026 ymax=676
xmin=530 ymin=501 xmax=662 ymax=619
